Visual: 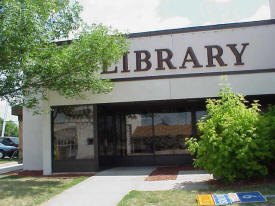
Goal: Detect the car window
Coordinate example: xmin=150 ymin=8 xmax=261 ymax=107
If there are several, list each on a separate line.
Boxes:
xmin=10 ymin=137 xmax=19 ymax=144
xmin=2 ymin=139 xmax=12 ymax=146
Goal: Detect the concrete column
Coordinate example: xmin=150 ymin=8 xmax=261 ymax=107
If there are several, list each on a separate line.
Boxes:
xmin=270 ymin=0 xmax=275 ymax=19
xmin=22 ymin=108 xmax=43 ymax=171
xmin=42 ymin=103 xmax=52 ymax=175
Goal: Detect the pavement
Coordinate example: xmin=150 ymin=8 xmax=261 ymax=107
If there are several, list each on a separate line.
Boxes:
xmin=42 ymin=167 xmax=213 ymax=206
xmin=0 ymin=162 xmax=23 ymax=174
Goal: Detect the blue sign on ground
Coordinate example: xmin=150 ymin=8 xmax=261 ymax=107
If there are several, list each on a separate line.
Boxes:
xmin=237 ymin=192 xmax=267 ymax=203
xmin=212 ymin=194 xmax=232 ymax=205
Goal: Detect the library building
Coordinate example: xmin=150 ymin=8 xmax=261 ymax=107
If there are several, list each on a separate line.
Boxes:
xmin=21 ymin=3 xmax=275 ymax=174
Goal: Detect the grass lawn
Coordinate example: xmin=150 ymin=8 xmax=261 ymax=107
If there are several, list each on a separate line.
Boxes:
xmin=118 ymin=185 xmax=275 ymax=206
xmin=0 ymin=158 xmax=18 ymax=164
xmin=0 ymin=174 xmax=88 ymax=206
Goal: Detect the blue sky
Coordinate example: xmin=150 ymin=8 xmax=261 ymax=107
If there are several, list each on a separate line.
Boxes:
xmin=79 ymin=0 xmax=270 ymax=32
xmin=0 ymin=0 xmax=271 ymax=122
xmin=159 ymin=0 xmax=269 ymax=26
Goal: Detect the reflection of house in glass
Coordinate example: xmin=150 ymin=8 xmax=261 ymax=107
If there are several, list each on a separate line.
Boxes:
xmin=126 ymin=113 xmax=192 ymax=156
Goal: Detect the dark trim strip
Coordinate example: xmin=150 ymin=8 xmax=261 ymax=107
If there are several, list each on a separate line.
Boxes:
xmin=110 ymin=68 xmax=275 ymax=82
xmin=128 ymin=19 xmax=275 ymax=38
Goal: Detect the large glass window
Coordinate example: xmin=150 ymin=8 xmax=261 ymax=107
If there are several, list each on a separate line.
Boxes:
xmin=153 ymin=112 xmax=191 ymax=155
xmin=126 ymin=113 xmax=154 ymax=156
xmin=52 ymin=105 xmax=94 ymax=160
xmin=125 ymin=112 xmax=192 ymax=156
xmin=97 ymin=106 xmax=206 ymax=159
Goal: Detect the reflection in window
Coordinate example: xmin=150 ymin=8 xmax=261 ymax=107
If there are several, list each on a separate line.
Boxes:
xmin=153 ymin=113 xmax=191 ymax=155
xmin=126 ymin=114 xmax=153 ymax=156
xmin=125 ymin=112 xmax=192 ymax=156
xmin=196 ymin=111 xmax=207 ymax=122
xmin=54 ymin=105 xmax=93 ymax=123
xmin=52 ymin=105 xmax=94 ymax=160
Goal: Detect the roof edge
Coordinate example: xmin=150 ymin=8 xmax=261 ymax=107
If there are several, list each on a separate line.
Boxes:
xmin=55 ymin=19 xmax=275 ymax=44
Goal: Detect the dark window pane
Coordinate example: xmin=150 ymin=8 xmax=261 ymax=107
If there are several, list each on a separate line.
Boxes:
xmin=126 ymin=114 xmax=153 ymax=156
xmin=153 ymin=112 xmax=191 ymax=155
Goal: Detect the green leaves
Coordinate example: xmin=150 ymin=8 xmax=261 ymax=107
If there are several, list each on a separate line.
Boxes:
xmin=0 ymin=0 xmax=129 ymax=110
xmin=0 ymin=118 xmax=18 ymax=137
xmin=186 ymin=84 xmax=274 ymax=183
xmin=256 ymin=105 xmax=275 ymax=165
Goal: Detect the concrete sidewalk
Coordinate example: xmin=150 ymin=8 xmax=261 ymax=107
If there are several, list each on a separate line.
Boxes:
xmin=0 ymin=162 xmax=23 ymax=174
xmin=42 ymin=167 xmax=156 ymax=206
xmin=42 ymin=167 xmax=213 ymax=206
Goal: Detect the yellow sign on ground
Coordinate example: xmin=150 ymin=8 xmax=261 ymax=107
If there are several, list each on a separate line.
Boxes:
xmin=197 ymin=194 xmax=215 ymax=206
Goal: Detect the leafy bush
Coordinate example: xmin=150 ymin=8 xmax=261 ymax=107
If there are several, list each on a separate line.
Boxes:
xmin=256 ymin=105 xmax=275 ymax=172
xmin=186 ymin=86 xmax=272 ymax=183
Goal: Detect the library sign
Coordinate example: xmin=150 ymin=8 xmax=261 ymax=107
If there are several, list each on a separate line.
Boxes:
xmin=100 ymin=23 xmax=275 ymax=81
xmin=103 ymin=43 xmax=249 ymax=74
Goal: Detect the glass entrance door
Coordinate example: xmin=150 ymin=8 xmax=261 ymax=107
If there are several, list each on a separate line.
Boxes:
xmin=98 ymin=114 xmax=127 ymax=168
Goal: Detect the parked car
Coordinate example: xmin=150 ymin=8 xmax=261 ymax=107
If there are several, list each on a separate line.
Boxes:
xmin=0 ymin=137 xmax=19 ymax=147
xmin=0 ymin=143 xmax=18 ymax=159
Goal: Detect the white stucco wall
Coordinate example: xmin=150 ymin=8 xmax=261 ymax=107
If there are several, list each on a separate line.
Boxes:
xmin=23 ymin=22 xmax=275 ymax=174
xmin=48 ymin=72 xmax=275 ymax=106
xmin=42 ymin=103 xmax=51 ymax=175
xmin=23 ymin=108 xmax=43 ymax=171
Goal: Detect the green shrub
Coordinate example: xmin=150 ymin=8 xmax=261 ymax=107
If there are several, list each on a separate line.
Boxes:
xmin=186 ymin=86 xmax=271 ymax=183
xmin=256 ymin=105 xmax=275 ymax=170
